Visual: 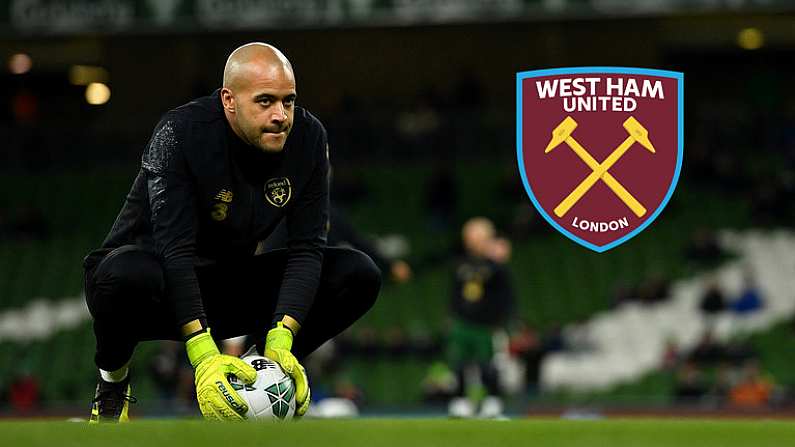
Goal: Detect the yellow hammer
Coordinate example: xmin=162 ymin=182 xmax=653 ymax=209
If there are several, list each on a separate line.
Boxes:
xmin=545 ymin=116 xmax=655 ymax=218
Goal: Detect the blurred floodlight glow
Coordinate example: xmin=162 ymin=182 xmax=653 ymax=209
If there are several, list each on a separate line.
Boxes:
xmin=85 ymin=83 xmax=111 ymax=105
xmin=69 ymin=65 xmax=109 ymax=85
xmin=737 ymin=28 xmax=764 ymax=50
xmin=9 ymin=53 xmax=32 ymax=74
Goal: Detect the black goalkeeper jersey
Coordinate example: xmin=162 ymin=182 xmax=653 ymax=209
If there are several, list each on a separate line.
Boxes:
xmin=84 ymin=89 xmax=330 ymax=328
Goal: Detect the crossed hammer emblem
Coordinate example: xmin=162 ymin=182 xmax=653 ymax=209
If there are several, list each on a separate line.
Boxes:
xmin=545 ymin=116 xmax=656 ymax=218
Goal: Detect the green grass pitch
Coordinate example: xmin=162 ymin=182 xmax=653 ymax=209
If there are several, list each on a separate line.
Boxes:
xmin=0 ymin=418 xmax=793 ymax=447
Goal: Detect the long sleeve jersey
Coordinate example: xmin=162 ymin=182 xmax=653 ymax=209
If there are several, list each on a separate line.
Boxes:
xmin=83 ymin=89 xmax=330 ymax=328
xmin=451 ymin=256 xmax=516 ymax=327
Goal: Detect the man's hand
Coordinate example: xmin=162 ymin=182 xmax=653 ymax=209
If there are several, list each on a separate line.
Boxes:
xmin=186 ymin=329 xmax=257 ymax=421
xmin=265 ymin=322 xmax=310 ymax=417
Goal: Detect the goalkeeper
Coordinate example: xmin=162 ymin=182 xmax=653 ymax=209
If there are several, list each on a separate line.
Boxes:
xmin=82 ymin=43 xmax=381 ymax=423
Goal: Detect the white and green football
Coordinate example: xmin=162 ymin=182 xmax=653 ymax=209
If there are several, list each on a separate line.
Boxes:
xmin=228 ymin=354 xmax=296 ymax=421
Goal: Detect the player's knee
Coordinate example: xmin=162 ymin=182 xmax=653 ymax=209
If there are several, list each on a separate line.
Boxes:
xmin=98 ymin=254 xmax=162 ymax=295
xmin=88 ymin=247 xmax=163 ymax=316
xmin=346 ymin=250 xmax=382 ymax=307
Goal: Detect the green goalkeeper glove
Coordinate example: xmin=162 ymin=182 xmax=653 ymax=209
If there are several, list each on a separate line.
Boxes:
xmin=186 ymin=329 xmax=257 ymax=421
xmin=265 ymin=322 xmax=311 ymax=417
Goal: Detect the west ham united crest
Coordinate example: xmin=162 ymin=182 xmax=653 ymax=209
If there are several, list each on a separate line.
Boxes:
xmin=516 ymin=67 xmax=683 ymax=252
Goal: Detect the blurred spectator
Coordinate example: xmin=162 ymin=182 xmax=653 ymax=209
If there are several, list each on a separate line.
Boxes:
xmin=731 ymin=270 xmax=764 ymax=315
xmin=610 ymin=271 xmax=671 ymax=307
xmin=699 ymin=280 xmax=726 ymax=325
xmin=541 ymin=324 xmax=567 ymax=353
xmin=691 ymin=330 xmax=754 ymax=367
xmin=712 ymin=363 xmax=734 ymax=403
xmin=749 ymin=180 xmax=790 ymax=225
xmin=669 ymin=327 xmax=781 ymax=408
xmin=661 ymin=339 xmax=680 ymax=371
xmin=728 ymin=360 xmax=774 ymax=408
xmin=691 ymin=330 xmax=728 ymax=365
xmin=685 ymin=228 xmax=724 ymax=265
xmin=332 ymin=375 xmax=365 ymax=406
xmin=674 ymin=361 xmax=708 ymax=404
xmin=637 ymin=271 xmax=671 ymax=304
xmin=8 ymin=373 xmax=40 ymax=413
xmin=508 ymin=322 xmax=544 ymax=390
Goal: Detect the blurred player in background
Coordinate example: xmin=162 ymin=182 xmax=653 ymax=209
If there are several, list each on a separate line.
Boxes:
xmin=447 ymin=217 xmax=516 ymax=418
xmin=82 ymin=42 xmax=381 ymax=423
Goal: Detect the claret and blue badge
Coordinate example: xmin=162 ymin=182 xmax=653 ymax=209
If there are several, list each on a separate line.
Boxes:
xmin=516 ymin=67 xmax=684 ymax=252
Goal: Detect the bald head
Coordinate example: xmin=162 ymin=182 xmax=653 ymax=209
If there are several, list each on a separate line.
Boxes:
xmin=462 ymin=217 xmax=496 ymax=258
xmin=223 ymin=43 xmax=294 ymax=90
xmin=220 ymin=42 xmax=297 ymax=153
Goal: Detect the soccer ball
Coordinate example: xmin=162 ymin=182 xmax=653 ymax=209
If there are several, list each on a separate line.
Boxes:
xmin=228 ymin=355 xmax=296 ymax=421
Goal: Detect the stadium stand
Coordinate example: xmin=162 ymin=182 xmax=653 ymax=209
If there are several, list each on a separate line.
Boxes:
xmin=3 ymin=162 xmax=789 ymax=410
xmin=541 ymin=230 xmax=795 ymax=391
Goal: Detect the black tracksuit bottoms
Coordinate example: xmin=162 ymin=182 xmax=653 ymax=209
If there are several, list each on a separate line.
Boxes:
xmin=84 ymin=245 xmax=381 ymax=371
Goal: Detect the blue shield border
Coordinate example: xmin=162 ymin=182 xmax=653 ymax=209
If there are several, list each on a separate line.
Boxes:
xmin=515 ymin=66 xmax=684 ymax=252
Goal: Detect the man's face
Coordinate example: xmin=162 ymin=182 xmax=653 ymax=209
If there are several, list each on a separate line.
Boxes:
xmin=462 ymin=221 xmax=495 ymax=258
xmin=225 ymin=63 xmax=296 ymax=153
